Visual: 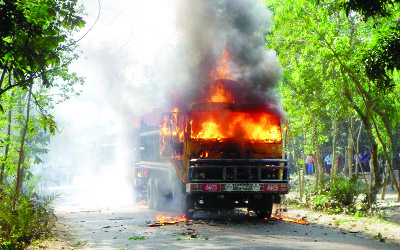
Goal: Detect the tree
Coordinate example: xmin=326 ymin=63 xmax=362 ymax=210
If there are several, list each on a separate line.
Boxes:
xmin=0 ymin=0 xmax=85 ymax=247
xmin=266 ymin=0 xmax=400 ymax=206
xmin=0 ymin=0 xmax=85 ymax=97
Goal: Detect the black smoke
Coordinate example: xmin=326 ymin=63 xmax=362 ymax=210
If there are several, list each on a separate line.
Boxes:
xmin=164 ymin=0 xmax=283 ymax=112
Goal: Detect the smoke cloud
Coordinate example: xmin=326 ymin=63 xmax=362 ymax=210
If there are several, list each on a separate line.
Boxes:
xmin=163 ymin=0 xmax=283 ymax=110
xmin=37 ymin=0 xmax=283 ymax=209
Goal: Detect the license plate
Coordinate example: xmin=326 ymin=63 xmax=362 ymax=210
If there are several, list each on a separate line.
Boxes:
xmin=202 ymin=183 xmax=220 ymax=192
xmin=236 ymin=184 xmax=249 ymax=191
xmin=264 ymin=183 xmax=281 ymax=192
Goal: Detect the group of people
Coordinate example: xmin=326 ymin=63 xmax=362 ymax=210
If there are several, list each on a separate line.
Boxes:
xmin=305 ymin=153 xmax=333 ymax=175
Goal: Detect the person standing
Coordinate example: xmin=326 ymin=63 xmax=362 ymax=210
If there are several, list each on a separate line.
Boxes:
xmin=306 ymin=154 xmax=314 ymax=175
xmin=324 ymin=153 xmax=333 ymax=174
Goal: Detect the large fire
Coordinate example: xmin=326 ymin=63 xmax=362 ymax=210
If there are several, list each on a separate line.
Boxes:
xmin=190 ymin=111 xmax=282 ymax=143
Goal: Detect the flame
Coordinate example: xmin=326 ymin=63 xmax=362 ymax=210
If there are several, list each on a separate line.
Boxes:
xmin=160 ymin=107 xmax=184 ymax=158
xmin=139 ymin=199 xmax=147 ymax=204
xmin=160 ymin=115 xmax=169 ymax=155
xmin=269 ymin=214 xmax=309 ymax=225
xmin=148 ymin=214 xmax=188 ymax=227
xmin=208 ymin=81 xmax=234 ymax=103
xmin=171 ymin=108 xmax=184 ymax=142
xmin=209 ymin=49 xmax=231 ymax=81
xmin=199 ymin=151 xmax=209 ymax=158
xmin=190 ymin=111 xmax=282 ymax=142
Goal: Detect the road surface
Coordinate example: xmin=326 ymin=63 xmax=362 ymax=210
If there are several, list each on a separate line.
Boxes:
xmin=40 ymin=177 xmax=400 ymax=250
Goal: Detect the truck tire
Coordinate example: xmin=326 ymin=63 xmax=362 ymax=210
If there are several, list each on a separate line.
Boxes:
xmin=153 ymin=177 xmax=167 ymax=211
xmin=256 ymin=195 xmax=273 ymax=219
xmin=148 ymin=178 xmax=155 ymax=209
xmin=183 ymin=194 xmax=194 ymax=219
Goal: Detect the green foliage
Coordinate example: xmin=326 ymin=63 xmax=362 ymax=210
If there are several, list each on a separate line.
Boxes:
xmin=0 ymin=0 xmax=85 ymax=96
xmin=374 ymin=232 xmax=383 ymax=239
xmin=267 ymin=0 xmax=400 ymax=201
xmin=129 ymin=236 xmax=147 ymax=240
xmin=0 ymin=0 xmax=85 ymax=248
xmin=364 ymin=21 xmax=400 ymax=90
xmin=305 ymin=175 xmax=365 ymax=213
xmin=0 ymin=182 xmax=58 ymax=249
xmin=340 ymin=0 xmax=400 ymax=19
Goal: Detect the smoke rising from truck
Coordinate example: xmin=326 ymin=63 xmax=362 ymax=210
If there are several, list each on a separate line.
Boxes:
xmin=37 ymin=0 xmax=284 ymax=211
xmin=165 ymin=0 xmax=283 ymax=112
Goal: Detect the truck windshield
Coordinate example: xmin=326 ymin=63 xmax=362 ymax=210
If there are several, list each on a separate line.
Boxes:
xmin=190 ymin=110 xmax=282 ymax=143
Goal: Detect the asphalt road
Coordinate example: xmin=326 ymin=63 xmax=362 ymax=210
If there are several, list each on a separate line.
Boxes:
xmin=47 ymin=177 xmax=399 ymax=250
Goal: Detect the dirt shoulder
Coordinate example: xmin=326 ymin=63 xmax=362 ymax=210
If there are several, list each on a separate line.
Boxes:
xmin=280 ymin=191 xmax=400 ymax=247
xmin=281 ymin=205 xmax=400 ymax=247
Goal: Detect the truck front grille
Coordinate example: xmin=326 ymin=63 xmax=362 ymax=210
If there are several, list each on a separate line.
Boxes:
xmin=188 ymin=159 xmax=287 ymax=182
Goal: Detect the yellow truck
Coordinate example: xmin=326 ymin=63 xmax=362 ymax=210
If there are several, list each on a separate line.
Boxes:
xmin=132 ymin=79 xmax=289 ymax=219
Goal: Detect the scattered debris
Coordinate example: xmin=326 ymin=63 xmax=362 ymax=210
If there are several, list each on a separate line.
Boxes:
xmin=147 ymin=214 xmax=189 ymax=227
xmin=129 ymin=236 xmax=147 ymax=240
xmin=269 ymin=214 xmax=309 ymax=225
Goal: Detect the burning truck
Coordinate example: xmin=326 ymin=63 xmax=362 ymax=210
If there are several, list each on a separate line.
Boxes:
xmin=132 ymin=77 xmax=290 ymax=219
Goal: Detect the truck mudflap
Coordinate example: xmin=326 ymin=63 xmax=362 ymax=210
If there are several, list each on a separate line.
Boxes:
xmin=186 ymin=182 xmax=290 ymax=193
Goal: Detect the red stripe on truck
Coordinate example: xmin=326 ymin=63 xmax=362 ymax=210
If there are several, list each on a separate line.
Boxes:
xmin=264 ymin=183 xmax=281 ymax=192
xmin=202 ymin=183 xmax=221 ymax=192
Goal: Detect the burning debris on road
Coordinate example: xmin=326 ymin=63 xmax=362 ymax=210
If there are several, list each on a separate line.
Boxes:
xmin=147 ymin=214 xmax=191 ymax=227
xmin=266 ymin=214 xmax=309 ymax=226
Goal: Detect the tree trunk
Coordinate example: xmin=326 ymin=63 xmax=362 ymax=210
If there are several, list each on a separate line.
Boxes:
xmin=0 ymin=108 xmax=12 ymax=186
xmin=355 ymin=122 xmax=362 ymax=176
xmin=312 ymin=121 xmax=324 ymax=188
xmin=381 ymin=160 xmax=389 ymax=200
xmin=301 ymin=132 xmax=306 ymax=202
xmin=316 ymin=147 xmax=324 ymax=187
xmin=13 ymin=89 xmax=32 ymax=209
xmin=371 ymin=107 xmax=400 ymax=201
xmin=331 ymin=118 xmax=338 ymax=182
xmin=364 ymin=126 xmax=380 ymax=203
xmin=348 ymin=116 xmax=354 ymax=177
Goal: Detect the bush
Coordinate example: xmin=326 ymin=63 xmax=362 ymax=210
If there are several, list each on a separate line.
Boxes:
xmin=305 ymin=175 xmax=365 ymax=214
xmin=0 ymin=183 xmax=57 ymax=249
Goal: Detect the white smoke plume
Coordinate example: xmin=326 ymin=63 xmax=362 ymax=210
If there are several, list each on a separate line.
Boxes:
xmin=37 ymin=0 xmax=283 ymax=209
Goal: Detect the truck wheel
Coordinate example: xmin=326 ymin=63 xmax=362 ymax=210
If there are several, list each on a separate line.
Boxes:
xmin=148 ymin=178 xmax=155 ymax=209
xmin=153 ymin=178 xmax=167 ymax=211
xmin=256 ymin=196 xmax=273 ymax=219
xmin=183 ymin=194 xmax=194 ymax=219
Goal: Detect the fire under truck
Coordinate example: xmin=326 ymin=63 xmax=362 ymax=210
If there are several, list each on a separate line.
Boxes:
xmin=132 ymin=79 xmax=290 ymax=219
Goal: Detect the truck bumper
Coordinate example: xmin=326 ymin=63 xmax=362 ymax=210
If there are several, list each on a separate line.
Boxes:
xmin=186 ymin=182 xmax=290 ymax=194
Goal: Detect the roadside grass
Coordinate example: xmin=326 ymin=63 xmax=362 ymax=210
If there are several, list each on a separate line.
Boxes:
xmin=0 ymin=183 xmax=58 ymax=249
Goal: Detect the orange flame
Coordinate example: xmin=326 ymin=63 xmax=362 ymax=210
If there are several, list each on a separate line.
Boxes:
xmin=148 ymin=214 xmax=188 ymax=227
xmin=208 ymin=81 xmax=234 ymax=103
xmin=160 ymin=108 xmax=184 ymax=158
xmin=209 ymin=49 xmax=231 ymax=81
xmin=199 ymin=151 xmax=209 ymax=158
xmin=190 ymin=111 xmax=282 ymax=143
xmin=139 ymin=199 xmax=147 ymax=204
xmin=269 ymin=214 xmax=309 ymax=225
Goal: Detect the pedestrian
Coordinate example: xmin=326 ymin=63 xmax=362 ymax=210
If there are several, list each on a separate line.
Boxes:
xmin=324 ymin=153 xmax=333 ymax=174
xmin=306 ymin=154 xmax=314 ymax=175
